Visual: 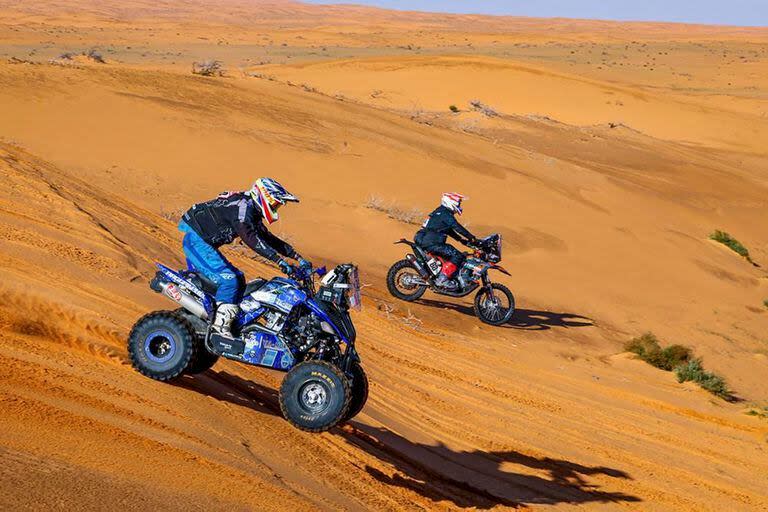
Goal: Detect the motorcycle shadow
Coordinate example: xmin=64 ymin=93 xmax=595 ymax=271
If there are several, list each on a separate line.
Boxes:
xmin=173 ymin=370 xmax=283 ymax=418
xmin=416 ymin=299 xmax=593 ymax=330
xmin=338 ymin=422 xmax=640 ymax=509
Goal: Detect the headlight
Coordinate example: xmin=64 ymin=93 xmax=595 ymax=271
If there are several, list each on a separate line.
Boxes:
xmin=320 ymin=321 xmax=336 ymax=335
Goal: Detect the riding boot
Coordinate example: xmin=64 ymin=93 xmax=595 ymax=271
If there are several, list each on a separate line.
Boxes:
xmin=212 ymin=303 xmax=239 ymax=338
xmin=435 ymin=273 xmax=459 ymax=290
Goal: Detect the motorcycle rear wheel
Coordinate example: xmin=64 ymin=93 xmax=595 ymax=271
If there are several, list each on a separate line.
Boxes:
xmin=474 ymin=283 xmax=515 ymax=326
xmin=387 ymin=259 xmax=427 ymax=302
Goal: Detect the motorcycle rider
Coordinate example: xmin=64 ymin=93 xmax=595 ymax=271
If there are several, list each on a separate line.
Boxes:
xmin=178 ymin=177 xmax=311 ymax=338
xmin=415 ymin=192 xmax=479 ymax=291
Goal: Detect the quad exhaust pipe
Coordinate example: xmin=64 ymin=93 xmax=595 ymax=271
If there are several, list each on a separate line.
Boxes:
xmin=152 ymin=278 xmax=209 ymax=320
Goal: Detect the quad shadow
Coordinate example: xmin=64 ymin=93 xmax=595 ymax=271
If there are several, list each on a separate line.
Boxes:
xmin=174 ymin=372 xmax=639 ymax=508
xmin=416 ymin=299 xmax=593 ymax=331
xmin=338 ymin=423 xmax=640 ymax=509
xmin=173 ymin=370 xmax=282 ymax=418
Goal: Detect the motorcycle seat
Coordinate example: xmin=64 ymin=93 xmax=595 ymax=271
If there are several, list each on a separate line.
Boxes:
xmin=413 ymin=245 xmax=430 ymax=261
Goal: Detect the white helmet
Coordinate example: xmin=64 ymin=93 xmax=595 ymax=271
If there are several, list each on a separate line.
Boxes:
xmin=441 ymin=192 xmax=466 ymax=215
xmin=249 ymin=177 xmax=299 ymax=224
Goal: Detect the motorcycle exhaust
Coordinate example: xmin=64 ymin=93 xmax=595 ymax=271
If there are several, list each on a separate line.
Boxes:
xmin=406 ymin=254 xmax=432 ymax=280
xmin=156 ymin=280 xmax=209 ymax=320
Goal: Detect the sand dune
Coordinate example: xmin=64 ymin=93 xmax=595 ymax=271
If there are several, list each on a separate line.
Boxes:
xmin=1 ymin=1 xmax=767 ymax=510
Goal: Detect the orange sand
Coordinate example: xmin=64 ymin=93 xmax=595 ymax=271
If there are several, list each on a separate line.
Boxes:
xmin=1 ymin=1 xmax=767 ymax=510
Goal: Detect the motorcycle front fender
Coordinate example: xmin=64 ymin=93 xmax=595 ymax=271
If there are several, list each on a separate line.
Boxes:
xmin=489 ymin=264 xmax=512 ymax=276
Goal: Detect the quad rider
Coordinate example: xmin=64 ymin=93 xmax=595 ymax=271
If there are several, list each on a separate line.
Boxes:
xmin=414 ymin=192 xmax=479 ymax=291
xmin=178 ymin=177 xmax=311 ymax=337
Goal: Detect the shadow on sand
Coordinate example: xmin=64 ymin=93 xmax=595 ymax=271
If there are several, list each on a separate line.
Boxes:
xmin=417 ymin=298 xmax=594 ymax=331
xmin=174 ymin=372 xmax=639 ymax=509
xmin=338 ymin=423 xmax=640 ymax=509
xmin=173 ymin=370 xmax=282 ymax=418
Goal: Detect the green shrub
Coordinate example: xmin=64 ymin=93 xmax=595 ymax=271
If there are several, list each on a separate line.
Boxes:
xmin=625 ymin=333 xmax=692 ymax=371
xmin=654 ymin=344 xmax=693 ymax=371
xmin=746 ymin=407 xmax=768 ymax=419
xmin=449 ymin=105 xmax=460 ymax=113
xmin=627 ymin=333 xmax=732 ymax=400
xmin=763 ymin=299 xmax=768 ymax=309
xmin=710 ymin=230 xmax=752 ymax=262
xmin=675 ymin=359 xmax=732 ymax=400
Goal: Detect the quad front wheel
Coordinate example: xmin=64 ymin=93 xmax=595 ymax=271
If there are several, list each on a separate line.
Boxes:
xmin=279 ymin=361 xmax=351 ymax=432
xmin=343 ymin=362 xmax=369 ymax=422
xmin=474 ymin=284 xmax=515 ymax=326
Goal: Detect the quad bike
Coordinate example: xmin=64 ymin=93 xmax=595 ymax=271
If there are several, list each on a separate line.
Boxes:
xmin=128 ymin=261 xmax=367 ymax=433
xmin=387 ymin=234 xmax=515 ymax=326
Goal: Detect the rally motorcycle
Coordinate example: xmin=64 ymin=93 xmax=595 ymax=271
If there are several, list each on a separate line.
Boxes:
xmin=386 ymin=234 xmax=515 ymax=326
xmin=128 ymin=261 xmax=366 ymax=432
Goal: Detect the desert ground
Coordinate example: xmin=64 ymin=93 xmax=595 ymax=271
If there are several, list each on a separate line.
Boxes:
xmin=1 ymin=0 xmax=767 ymax=510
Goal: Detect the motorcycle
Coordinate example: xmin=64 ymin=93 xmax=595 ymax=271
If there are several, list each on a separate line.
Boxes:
xmin=386 ymin=234 xmax=515 ymax=326
xmin=128 ymin=261 xmax=367 ymax=433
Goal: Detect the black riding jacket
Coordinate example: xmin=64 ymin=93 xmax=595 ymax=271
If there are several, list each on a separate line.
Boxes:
xmin=181 ymin=191 xmax=297 ymax=263
xmin=415 ymin=205 xmax=476 ymax=248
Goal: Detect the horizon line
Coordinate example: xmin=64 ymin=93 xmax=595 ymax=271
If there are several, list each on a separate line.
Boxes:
xmin=302 ymin=1 xmax=768 ymax=29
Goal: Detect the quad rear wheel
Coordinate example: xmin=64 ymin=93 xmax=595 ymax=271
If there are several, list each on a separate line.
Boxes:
xmin=279 ymin=361 xmax=351 ymax=432
xmin=174 ymin=308 xmax=219 ymax=374
xmin=128 ymin=311 xmax=196 ymax=381
xmin=387 ymin=259 xmax=427 ymax=302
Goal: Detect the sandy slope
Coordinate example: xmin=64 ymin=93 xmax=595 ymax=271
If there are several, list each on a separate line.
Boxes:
xmin=1 ymin=1 xmax=768 ymax=510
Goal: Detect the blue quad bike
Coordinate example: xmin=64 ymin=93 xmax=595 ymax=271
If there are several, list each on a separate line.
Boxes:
xmin=128 ymin=262 xmax=367 ymax=432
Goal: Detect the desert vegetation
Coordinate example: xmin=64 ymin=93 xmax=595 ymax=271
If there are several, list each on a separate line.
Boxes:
xmin=625 ymin=332 xmax=692 ymax=371
xmin=192 ymin=60 xmax=224 ymax=76
xmin=674 ymin=359 xmax=732 ymax=400
xmin=364 ymin=196 xmax=424 ymax=225
xmin=625 ymin=333 xmax=732 ymax=400
xmin=710 ymin=230 xmax=754 ymax=264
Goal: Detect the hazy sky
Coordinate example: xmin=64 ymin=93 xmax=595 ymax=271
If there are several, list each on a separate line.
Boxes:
xmin=305 ymin=0 xmax=768 ymax=26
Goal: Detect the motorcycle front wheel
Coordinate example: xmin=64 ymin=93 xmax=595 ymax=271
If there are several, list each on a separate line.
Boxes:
xmin=387 ymin=259 xmax=427 ymax=302
xmin=474 ymin=283 xmax=515 ymax=326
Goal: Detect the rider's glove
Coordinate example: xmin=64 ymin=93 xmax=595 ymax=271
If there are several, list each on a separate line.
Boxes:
xmin=298 ymin=257 xmax=312 ymax=271
xmin=278 ymin=259 xmax=295 ymax=276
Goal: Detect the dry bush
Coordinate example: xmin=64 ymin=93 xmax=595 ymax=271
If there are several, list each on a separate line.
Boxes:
xmin=159 ymin=205 xmax=184 ymax=222
xmin=625 ymin=332 xmax=692 ymax=371
xmin=86 ymin=49 xmax=106 ymax=63
xmin=469 ymin=100 xmax=500 ymax=117
xmin=192 ymin=60 xmax=224 ymax=76
xmin=364 ymin=196 xmax=424 ymax=225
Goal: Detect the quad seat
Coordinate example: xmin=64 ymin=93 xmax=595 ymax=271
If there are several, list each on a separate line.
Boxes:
xmin=186 ymin=271 xmax=266 ymax=297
